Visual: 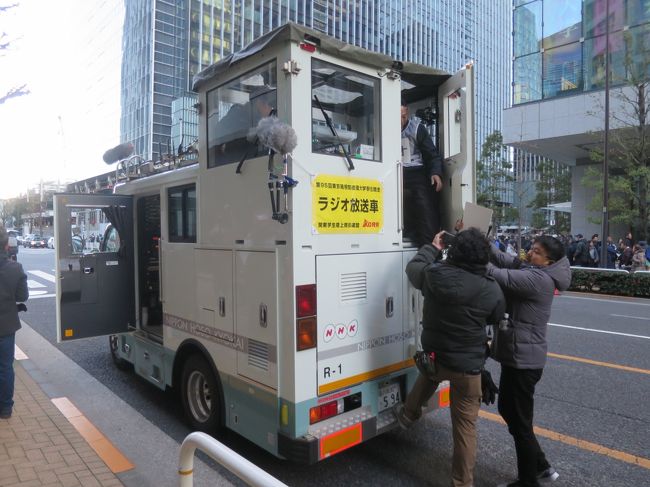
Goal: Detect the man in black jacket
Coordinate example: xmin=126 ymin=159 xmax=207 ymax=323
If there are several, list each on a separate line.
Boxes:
xmin=401 ymin=103 xmax=443 ymax=247
xmin=0 ymin=227 xmax=29 ymax=419
xmin=395 ymin=228 xmax=505 ymax=487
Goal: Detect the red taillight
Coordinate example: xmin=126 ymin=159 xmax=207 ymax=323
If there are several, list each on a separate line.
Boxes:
xmin=299 ymin=41 xmax=316 ymax=52
xmin=296 ymin=284 xmax=316 ymax=318
xmin=309 ymin=400 xmax=341 ymax=424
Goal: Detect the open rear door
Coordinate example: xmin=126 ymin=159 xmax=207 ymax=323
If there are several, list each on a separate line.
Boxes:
xmin=438 ymin=63 xmax=475 ymax=231
xmin=54 ymin=193 xmax=135 ymax=342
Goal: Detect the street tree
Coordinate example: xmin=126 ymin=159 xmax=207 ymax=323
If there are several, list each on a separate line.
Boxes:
xmin=582 ymin=32 xmax=650 ymax=242
xmin=529 ymin=158 xmax=571 ymax=234
xmin=476 ymin=131 xmax=515 ymax=228
xmin=0 ymin=3 xmax=29 ymax=105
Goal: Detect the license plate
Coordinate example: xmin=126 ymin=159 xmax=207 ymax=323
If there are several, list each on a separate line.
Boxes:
xmin=378 ymin=383 xmax=401 ymax=412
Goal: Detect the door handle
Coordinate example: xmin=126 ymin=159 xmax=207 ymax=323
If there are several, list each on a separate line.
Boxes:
xmin=83 ymin=267 xmax=94 ymax=274
xmin=259 ymin=303 xmax=268 ymax=328
xmin=219 ymin=297 xmax=226 ymax=317
xmin=386 ymin=296 xmax=394 ymax=318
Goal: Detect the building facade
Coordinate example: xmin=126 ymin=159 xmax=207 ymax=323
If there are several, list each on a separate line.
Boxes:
xmin=120 ymin=0 xmax=512 ymax=185
xmin=504 ymin=0 xmax=650 ymax=237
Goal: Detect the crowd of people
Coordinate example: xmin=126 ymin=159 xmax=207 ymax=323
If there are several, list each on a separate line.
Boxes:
xmin=493 ymin=232 xmax=650 ymax=273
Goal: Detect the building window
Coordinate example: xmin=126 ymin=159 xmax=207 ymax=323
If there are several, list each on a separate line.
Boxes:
xmin=206 ymin=61 xmax=277 ymax=168
xmin=628 ymin=23 xmax=650 ymax=81
xmin=514 ymin=52 xmax=542 ymax=103
xmin=542 ymin=0 xmax=582 ymax=49
xmin=311 ymin=59 xmax=381 ymax=161
xmin=583 ymin=31 xmax=625 ymax=90
xmin=583 ymin=0 xmax=625 ymax=39
xmin=514 ymin=1 xmax=542 ymax=57
xmin=168 ymin=184 xmax=196 ymax=243
xmin=627 ymin=0 xmax=650 ymax=28
xmin=543 ymin=41 xmax=582 ymax=98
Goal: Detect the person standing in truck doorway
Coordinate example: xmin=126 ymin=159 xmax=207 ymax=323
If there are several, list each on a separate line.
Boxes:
xmin=401 ymin=102 xmax=443 ymax=248
xmin=0 ymin=227 xmax=29 ymax=419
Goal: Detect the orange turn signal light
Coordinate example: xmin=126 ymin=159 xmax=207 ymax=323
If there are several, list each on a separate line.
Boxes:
xmin=297 ymin=317 xmax=317 ymax=351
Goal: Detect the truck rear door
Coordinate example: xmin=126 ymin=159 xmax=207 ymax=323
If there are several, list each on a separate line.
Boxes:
xmin=438 ymin=63 xmax=475 ymax=231
xmin=316 ymin=252 xmax=406 ymax=396
xmin=54 ymin=194 xmax=135 ymax=342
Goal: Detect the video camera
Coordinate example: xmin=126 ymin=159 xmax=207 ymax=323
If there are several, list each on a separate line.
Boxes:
xmin=415 ymin=106 xmax=437 ymax=126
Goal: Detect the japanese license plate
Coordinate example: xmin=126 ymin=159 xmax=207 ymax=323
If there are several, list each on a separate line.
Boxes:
xmin=378 ymin=383 xmax=401 ymax=412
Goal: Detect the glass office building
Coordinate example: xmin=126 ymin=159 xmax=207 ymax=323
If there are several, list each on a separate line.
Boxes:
xmin=513 ymin=0 xmax=650 ymax=105
xmin=121 ymin=0 xmax=511 ymax=173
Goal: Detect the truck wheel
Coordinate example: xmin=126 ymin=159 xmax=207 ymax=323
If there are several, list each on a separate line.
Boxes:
xmin=181 ymin=355 xmax=222 ymax=432
xmin=109 ymin=335 xmax=132 ymax=371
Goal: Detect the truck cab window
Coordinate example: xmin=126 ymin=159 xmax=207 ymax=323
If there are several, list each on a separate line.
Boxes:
xmin=206 ymin=61 xmax=278 ymax=168
xmin=168 ymin=184 xmax=196 ymax=243
xmin=311 ymin=59 xmax=381 ymax=161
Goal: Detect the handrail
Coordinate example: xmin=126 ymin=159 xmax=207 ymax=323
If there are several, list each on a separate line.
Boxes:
xmin=570 ymin=266 xmax=629 ymax=274
xmin=178 ymin=432 xmax=288 ymax=487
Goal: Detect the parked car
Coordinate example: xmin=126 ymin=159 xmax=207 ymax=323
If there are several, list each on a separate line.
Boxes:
xmin=22 ymin=234 xmax=35 ymax=248
xmin=47 ymin=237 xmax=55 ymax=249
xmin=30 ymin=235 xmax=47 ymax=248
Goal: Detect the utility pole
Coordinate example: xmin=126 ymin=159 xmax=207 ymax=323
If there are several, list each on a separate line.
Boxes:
xmin=600 ymin=0 xmax=610 ymax=267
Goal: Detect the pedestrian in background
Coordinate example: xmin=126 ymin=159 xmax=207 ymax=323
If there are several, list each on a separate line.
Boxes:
xmin=631 ymin=244 xmax=649 ymax=272
xmin=0 ymin=227 xmax=29 ymax=419
xmin=488 ymin=235 xmax=571 ymax=487
xmin=395 ymin=228 xmax=505 ymax=487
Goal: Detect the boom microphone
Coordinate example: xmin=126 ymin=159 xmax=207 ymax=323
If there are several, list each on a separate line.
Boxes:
xmin=247 ymin=116 xmax=297 ymax=155
xmin=103 ymin=142 xmax=135 ymax=164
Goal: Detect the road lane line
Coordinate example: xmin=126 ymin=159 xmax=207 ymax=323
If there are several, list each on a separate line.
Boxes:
xmin=558 ymin=294 xmax=650 ymax=307
xmin=548 ymin=322 xmax=650 ymax=340
xmin=27 ymin=279 xmax=46 ymax=288
xmin=27 ymin=270 xmax=56 ymax=282
xmin=610 ymin=314 xmax=650 ymax=321
xmin=547 ymin=352 xmax=650 ymax=375
xmin=478 ymin=410 xmax=650 ymax=470
xmin=14 ymin=345 xmax=28 ymax=360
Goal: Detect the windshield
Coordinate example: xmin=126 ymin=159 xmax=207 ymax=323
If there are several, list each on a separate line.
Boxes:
xmin=311 ymin=59 xmax=381 ymax=162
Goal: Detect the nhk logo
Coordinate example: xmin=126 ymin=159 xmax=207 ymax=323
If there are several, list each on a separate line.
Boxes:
xmin=323 ymin=320 xmax=359 ymax=342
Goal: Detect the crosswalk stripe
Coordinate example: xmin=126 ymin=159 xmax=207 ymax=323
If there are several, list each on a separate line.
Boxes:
xmin=27 ymin=279 xmax=46 ymax=289
xmin=27 ymin=270 xmax=56 ymax=283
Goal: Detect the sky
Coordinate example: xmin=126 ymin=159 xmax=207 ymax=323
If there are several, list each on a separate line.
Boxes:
xmin=0 ymin=0 xmax=124 ymax=199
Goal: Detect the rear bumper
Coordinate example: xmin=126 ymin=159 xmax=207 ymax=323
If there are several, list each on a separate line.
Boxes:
xmin=278 ymin=415 xmax=377 ymax=464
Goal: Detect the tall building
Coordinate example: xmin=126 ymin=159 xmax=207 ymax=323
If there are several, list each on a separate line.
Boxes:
xmin=504 ymin=0 xmax=650 ymax=237
xmin=120 ymin=1 xmax=511 ymax=173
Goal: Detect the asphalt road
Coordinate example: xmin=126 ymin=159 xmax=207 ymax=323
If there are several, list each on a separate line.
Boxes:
xmin=14 ymin=248 xmax=650 ymax=487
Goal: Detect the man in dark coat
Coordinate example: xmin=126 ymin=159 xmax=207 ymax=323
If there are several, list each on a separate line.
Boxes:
xmin=395 ymin=228 xmax=505 ymax=487
xmin=0 ymin=227 xmax=29 ymax=419
xmin=401 ymin=103 xmax=444 ymax=247
xmin=572 ymin=234 xmax=591 ymax=267
xmin=489 ymin=236 xmax=571 ymax=487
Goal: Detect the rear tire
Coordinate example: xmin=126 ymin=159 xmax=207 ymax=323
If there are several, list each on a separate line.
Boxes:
xmin=109 ymin=335 xmax=132 ymax=371
xmin=180 ymin=355 xmax=222 ymax=432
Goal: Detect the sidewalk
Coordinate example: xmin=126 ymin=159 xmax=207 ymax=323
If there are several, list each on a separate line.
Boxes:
xmin=3 ymin=322 xmax=232 ymax=487
xmin=0 ymin=362 xmax=123 ymax=487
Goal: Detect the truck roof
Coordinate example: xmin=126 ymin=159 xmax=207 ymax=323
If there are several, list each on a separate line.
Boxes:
xmin=192 ymin=21 xmax=451 ymax=93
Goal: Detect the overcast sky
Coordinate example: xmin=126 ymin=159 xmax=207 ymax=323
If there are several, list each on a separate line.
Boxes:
xmin=0 ymin=0 xmax=124 ymax=199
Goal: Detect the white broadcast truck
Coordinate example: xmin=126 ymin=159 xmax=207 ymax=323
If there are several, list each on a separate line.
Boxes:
xmin=54 ymin=22 xmax=474 ymax=463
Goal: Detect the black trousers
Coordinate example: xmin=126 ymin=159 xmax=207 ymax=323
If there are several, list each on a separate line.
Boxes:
xmin=498 ymin=366 xmax=551 ymax=486
xmin=403 ymin=167 xmax=440 ymax=247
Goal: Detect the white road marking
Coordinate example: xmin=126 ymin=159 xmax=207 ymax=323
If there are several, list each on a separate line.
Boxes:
xmin=27 ymin=270 xmax=56 ymax=283
xmin=558 ymin=294 xmax=650 ymax=307
xmin=29 ymin=290 xmax=48 ymax=296
xmin=610 ymin=314 xmax=650 ymax=321
xmin=28 ymin=293 xmax=55 ymax=300
xmin=27 ymin=279 xmax=46 ymax=289
xmin=549 ymin=322 xmax=650 ymax=340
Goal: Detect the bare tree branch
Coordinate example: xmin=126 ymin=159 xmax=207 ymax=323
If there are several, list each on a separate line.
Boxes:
xmin=0 ymin=84 xmax=29 ymax=104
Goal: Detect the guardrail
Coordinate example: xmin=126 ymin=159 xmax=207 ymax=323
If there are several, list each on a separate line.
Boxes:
xmin=178 ymin=432 xmax=288 ymax=487
xmin=570 ymin=266 xmax=630 ymax=274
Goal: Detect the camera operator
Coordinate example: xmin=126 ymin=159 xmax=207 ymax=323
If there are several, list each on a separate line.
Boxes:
xmin=0 ymin=227 xmax=29 ymax=419
xmin=395 ymin=228 xmax=505 ymax=487
xmin=401 ymin=102 xmax=443 ymax=247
